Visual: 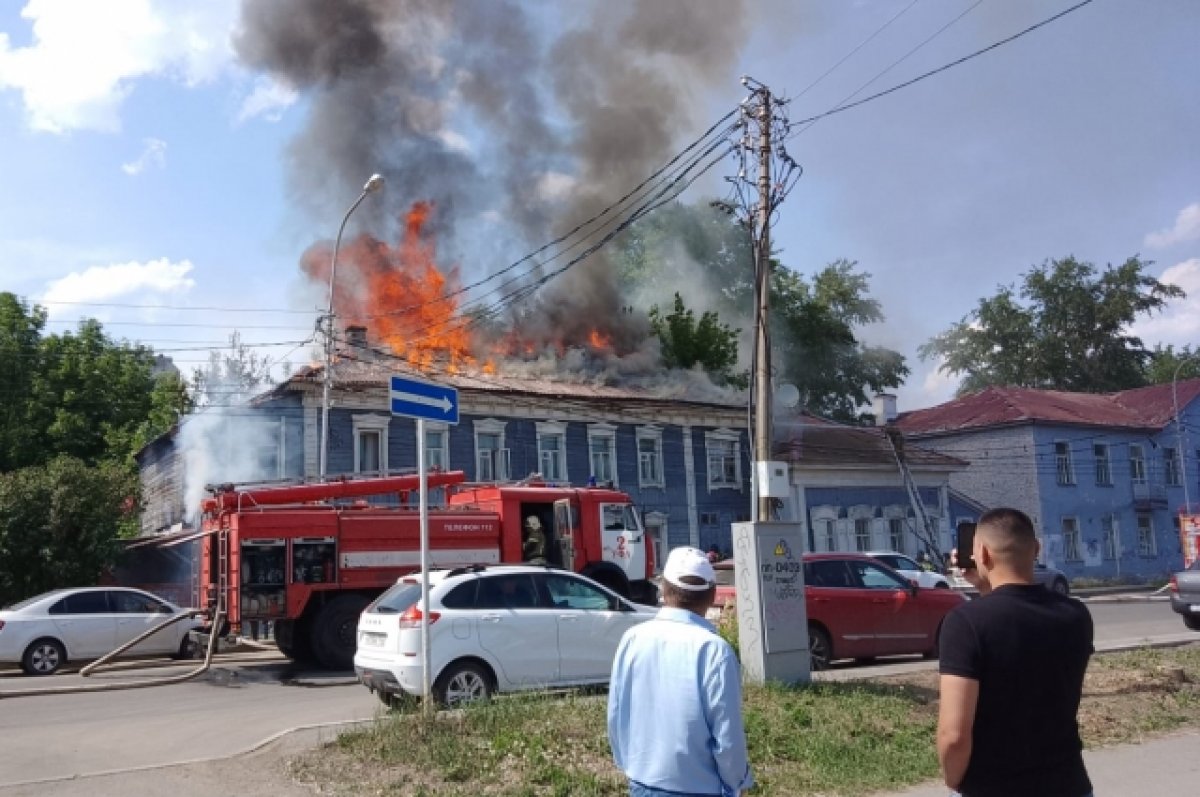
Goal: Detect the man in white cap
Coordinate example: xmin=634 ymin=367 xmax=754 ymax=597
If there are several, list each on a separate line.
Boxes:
xmin=607 ymin=546 xmax=753 ymax=797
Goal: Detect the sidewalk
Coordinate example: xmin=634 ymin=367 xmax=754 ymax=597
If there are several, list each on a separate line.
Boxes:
xmin=879 ymin=730 xmax=1200 ymax=796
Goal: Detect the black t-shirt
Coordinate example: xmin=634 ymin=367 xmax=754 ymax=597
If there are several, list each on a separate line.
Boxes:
xmin=939 ymin=584 xmax=1094 ymax=797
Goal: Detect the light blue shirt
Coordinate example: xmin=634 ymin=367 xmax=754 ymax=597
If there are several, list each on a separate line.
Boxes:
xmin=607 ymin=607 xmax=753 ymax=796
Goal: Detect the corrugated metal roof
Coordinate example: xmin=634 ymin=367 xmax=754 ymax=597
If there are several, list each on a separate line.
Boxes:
xmin=775 ymin=419 xmax=965 ymax=470
xmin=896 ymin=380 xmax=1200 ymax=436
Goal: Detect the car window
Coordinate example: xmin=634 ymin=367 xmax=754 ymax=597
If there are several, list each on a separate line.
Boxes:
xmin=543 ymin=574 xmax=618 ymax=611
xmin=369 ymin=581 xmax=423 ymax=614
xmin=805 ymin=560 xmax=855 ymax=589
xmin=111 ymin=591 xmax=171 ymax=614
xmin=849 ymin=561 xmax=909 ymax=590
xmin=440 ymin=580 xmax=478 ymax=609
xmin=475 ymin=574 xmax=544 ymax=609
xmin=49 ymin=591 xmax=111 ymax=615
xmin=892 ymin=556 xmax=920 ymax=571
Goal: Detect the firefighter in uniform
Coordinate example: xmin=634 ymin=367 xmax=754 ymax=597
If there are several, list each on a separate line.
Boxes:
xmin=523 ymin=516 xmax=547 ymax=565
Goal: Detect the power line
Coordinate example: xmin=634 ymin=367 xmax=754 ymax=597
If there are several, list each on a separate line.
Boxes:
xmin=22 ymin=298 xmax=319 ymax=315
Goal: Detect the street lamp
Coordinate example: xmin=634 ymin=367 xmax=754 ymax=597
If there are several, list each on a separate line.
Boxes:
xmin=1171 ymin=356 xmax=1198 ymax=513
xmin=319 ymin=173 xmax=385 ymax=481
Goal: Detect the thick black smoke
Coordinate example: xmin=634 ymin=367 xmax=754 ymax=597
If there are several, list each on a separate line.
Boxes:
xmin=235 ymin=0 xmax=750 ymax=360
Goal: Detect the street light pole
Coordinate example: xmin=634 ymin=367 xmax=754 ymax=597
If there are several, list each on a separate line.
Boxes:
xmin=319 ymin=174 xmax=385 ymax=481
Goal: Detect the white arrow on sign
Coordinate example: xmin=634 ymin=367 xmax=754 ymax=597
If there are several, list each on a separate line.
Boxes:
xmin=394 ymin=390 xmax=454 ymax=414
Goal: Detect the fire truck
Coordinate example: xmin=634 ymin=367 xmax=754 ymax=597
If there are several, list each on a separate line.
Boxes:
xmin=196 ymin=471 xmax=656 ymax=669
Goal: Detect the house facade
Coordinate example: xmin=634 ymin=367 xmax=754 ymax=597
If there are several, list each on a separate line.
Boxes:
xmin=895 ymin=381 xmax=1200 ymax=581
xmin=136 ymin=358 xmax=755 ymax=566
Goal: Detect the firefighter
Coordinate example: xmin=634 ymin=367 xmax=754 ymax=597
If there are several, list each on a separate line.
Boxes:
xmin=523 ymin=516 xmax=547 ymax=565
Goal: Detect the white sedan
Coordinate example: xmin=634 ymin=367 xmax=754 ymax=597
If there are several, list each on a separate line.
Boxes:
xmin=0 ymin=587 xmax=197 ymax=675
xmin=867 ymin=551 xmax=952 ymax=589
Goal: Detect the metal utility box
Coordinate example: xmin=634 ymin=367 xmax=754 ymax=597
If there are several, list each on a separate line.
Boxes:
xmin=754 ymin=460 xmax=790 ymax=498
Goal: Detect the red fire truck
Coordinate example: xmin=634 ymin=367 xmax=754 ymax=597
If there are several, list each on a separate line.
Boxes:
xmin=196 ymin=471 xmax=656 ymax=669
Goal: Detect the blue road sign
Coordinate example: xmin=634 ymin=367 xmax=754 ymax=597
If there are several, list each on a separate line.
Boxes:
xmin=389 ymin=374 xmax=459 ymax=425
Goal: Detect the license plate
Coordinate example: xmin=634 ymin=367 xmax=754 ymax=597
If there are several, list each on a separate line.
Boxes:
xmin=360 ymin=632 xmax=386 ymax=647
xmin=1190 ymin=604 xmax=1200 ymax=612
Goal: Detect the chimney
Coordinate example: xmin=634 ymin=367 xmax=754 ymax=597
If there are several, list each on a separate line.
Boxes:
xmin=873 ymin=393 xmax=898 ymax=427
xmin=345 ymin=325 xmax=367 ymax=349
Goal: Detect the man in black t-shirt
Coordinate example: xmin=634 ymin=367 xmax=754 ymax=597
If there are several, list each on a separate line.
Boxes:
xmin=937 ymin=508 xmax=1094 ymax=797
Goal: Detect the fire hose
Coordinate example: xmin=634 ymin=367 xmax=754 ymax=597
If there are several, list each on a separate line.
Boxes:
xmin=0 ymin=598 xmax=226 ymax=700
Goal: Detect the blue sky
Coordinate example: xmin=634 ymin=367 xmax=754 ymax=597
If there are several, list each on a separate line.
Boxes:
xmin=1 ymin=0 xmax=1198 ymax=410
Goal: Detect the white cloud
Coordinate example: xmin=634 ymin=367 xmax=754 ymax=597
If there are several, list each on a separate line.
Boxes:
xmin=121 ymin=137 xmax=167 ymax=175
xmin=40 ymin=258 xmax=195 ymax=317
xmin=1130 ymin=258 xmax=1200 ymax=346
xmin=1145 ymin=202 xmax=1200 ymax=249
xmin=236 ymin=76 xmax=297 ymax=124
xmin=0 ymin=0 xmax=238 ymax=133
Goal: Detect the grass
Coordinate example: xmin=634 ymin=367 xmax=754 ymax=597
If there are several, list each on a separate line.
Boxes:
xmin=292 ymin=644 xmax=1200 ymax=797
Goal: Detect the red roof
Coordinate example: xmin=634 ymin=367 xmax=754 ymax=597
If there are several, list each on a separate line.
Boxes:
xmin=896 ymin=380 xmax=1200 ymax=436
xmin=775 ymin=419 xmax=965 ymax=470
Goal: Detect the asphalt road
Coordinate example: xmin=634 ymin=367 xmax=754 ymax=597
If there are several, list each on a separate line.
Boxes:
xmin=0 ymin=595 xmax=1190 ymax=792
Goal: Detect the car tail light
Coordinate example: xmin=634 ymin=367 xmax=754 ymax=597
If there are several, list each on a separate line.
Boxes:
xmin=398 ymin=605 xmax=441 ymax=628
xmin=1169 ymin=575 xmax=1178 ymax=594
xmin=0 ymin=620 xmax=5 ymax=631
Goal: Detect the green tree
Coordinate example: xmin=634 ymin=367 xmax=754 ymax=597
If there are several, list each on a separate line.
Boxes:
xmin=1145 ymin=344 xmax=1200 ymax=384
xmin=649 ymin=293 xmax=745 ymax=387
xmin=0 ymin=456 xmax=138 ymax=605
xmin=921 ymin=256 xmax=1183 ymax=394
xmin=0 ymin=294 xmax=46 ymax=472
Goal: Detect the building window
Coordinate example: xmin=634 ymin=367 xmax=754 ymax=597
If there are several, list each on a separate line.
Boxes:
xmin=536 ymin=421 xmax=568 ymax=482
xmin=351 ymin=414 xmax=390 ymax=475
xmin=705 ymin=429 xmax=741 ymax=491
xmin=424 ymin=425 xmax=448 ymax=471
xmin=700 ymin=511 xmax=719 ymax=526
xmin=1094 ymin=443 xmax=1111 ymax=486
xmin=1062 ymin=517 xmax=1082 ymax=561
xmin=473 ymin=419 xmax=509 ymax=482
xmin=1164 ymin=446 xmax=1181 ymax=486
xmin=636 ymin=426 xmax=664 ymax=487
xmin=1055 ymin=441 xmax=1075 ymax=486
xmin=854 ymin=518 xmax=872 ymax=552
xmin=888 ymin=517 xmax=905 ymax=552
xmin=1136 ymin=513 xmax=1157 ymax=557
xmin=587 ymin=423 xmax=617 ymax=485
xmin=1129 ymin=444 xmax=1147 ymax=485
xmin=1102 ymin=514 xmax=1119 ymax=560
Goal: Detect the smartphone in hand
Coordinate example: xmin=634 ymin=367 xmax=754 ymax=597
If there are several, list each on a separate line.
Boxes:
xmin=956 ymin=521 xmax=977 ymax=570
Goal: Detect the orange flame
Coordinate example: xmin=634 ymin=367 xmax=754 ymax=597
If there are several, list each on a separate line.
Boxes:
xmin=588 ymin=328 xmax=612 ymax=351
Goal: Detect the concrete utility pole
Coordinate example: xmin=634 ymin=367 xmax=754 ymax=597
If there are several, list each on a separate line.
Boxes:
xmin=753 ymin=86 xmax=774 ymax=522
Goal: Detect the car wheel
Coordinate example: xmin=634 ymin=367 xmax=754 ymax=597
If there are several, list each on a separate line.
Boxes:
xmin=1184 ymin=614 xmax=1200 ymax=632
xmin=808 ymin=625 xmax=832 ymax=671
xmin=174 ymin=633 xmax=195 ymax=660
xmin=311 ymin=595 xmax=371 ymax=670
xmin=934 ymin=581 xmax=950 ymax=589
xmin=22 ymin=638 xmax=66 ymax=676
xmin=435 ymin=660 xmax=494 ymax=708
xmin=1052 ymin=578 xmax=1070 ymax=596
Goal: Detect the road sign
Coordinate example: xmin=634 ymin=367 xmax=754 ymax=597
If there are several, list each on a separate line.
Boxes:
xmin=389 ymin=374 xmax=459 ymax=425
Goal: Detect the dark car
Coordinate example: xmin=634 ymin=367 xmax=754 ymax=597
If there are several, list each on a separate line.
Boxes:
xmin=1169 ymin=559 xmax=1200 ymax=631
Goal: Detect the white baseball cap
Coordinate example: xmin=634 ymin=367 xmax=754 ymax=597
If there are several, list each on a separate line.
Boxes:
xmin=662 ymin=546 xmax=716 ymax=591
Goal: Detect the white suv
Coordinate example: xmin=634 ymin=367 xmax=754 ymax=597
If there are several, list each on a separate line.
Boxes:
xmin=354 ymin=565 xmax=657 ymax=708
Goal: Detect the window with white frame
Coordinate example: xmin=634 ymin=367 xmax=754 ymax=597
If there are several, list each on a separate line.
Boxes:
xmin=1102 ymin=514 xmax=1119 ymax=560
xmin=352 ymin=414 xmax=390 ymax=475
xmin=854 ymin=518 xmax=872 ymax=552
xmin=1062 ymin=517 xmax=1082 ymax=561
xmin=587 ymin=423 xmax=617 ymax=485
xmin=888 ymin=517 xmax=906 ymax=552
xmin=705 ymin=429 xmax=741 ymax=490
xmin=1164 ymin=446 xmax=1181 ymax=486
xmin=424 ymin=424 xmax=448 ymax=471
xmin=473 ymin=419 xmax=509 ymax=482
xmin=1094 ymin=443 xmax=1111 ymax=486
xmin=536 ymin=421 xmax=567 ymax=482
xmin=1136 ymin=513 xmax=1156 ymax=557
xmin=1129 ymin=443 xmax=1147 ymax=485
xmin=811 ymin=506 xmax=838 ymax=552
xmin=1055 ymin=441 xmax=1075 ymax=485
xmin=636 ymin=426 xmax=664 ymax=487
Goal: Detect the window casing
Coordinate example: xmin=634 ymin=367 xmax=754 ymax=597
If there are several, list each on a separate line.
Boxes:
xmin=636 ymin=426 xmax=664 ymax=487
xmin=587 ymin=423 xmax=617 ymax=485
xmin=1062 ymin=517 xmax=1082 ymax=561
xmin=1129 ymin=444 xmax=1147 ymax=485
xmin=1165 ymin=446 xmax=1181 ymax=486
xmin=1094 ymin=443 xmax=1111 ymax=486
xmin=1136 ymin=513 xmax=1157 ymax=557
xmin=854 ymin=518 xmax=872 ymax=552
xmin=536 ymin=421 xmax=568 ymax=482
xmin=888 ymin=517 xmax=905 ymax=552
xmin=1102 ymin=514 xmax=1118 ymax=560
xmin=473 ymin=419 xmax=510 ymax=482
xmin=352 ymin=414 xmax=390 ymax=475
xmin=705 ymin=429 xmax=741 ymax=491
xmin=424 ymin=423 xmax=448 ymax=471
xmin=1055 ymin=441 xmax=1075 ymax=485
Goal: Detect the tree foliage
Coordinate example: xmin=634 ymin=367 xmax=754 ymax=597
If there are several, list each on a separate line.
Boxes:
xmin=1145 ymin=344 xmax=1200 ymax=385
xmin=0 ymin=456 xmax=138 ymax=606
xmin=649 ymin=294 xmax=745 ymax=388
xmin=921 ymin=256 xmax=1183 ymax=394
xmin=190 ymin=330 xmax=275 ymax=407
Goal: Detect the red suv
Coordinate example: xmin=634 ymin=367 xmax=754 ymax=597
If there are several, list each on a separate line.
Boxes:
xmin=713 ymin=552 xmax=966 ymax=669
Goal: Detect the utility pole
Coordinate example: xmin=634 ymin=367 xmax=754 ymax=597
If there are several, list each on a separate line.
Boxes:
xmin=753 ymin=86 xmax=774 ymax=523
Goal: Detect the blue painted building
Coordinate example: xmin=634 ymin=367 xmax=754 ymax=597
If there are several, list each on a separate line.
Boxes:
xmin=896 ymin=381 xmax=1200 ymax=581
